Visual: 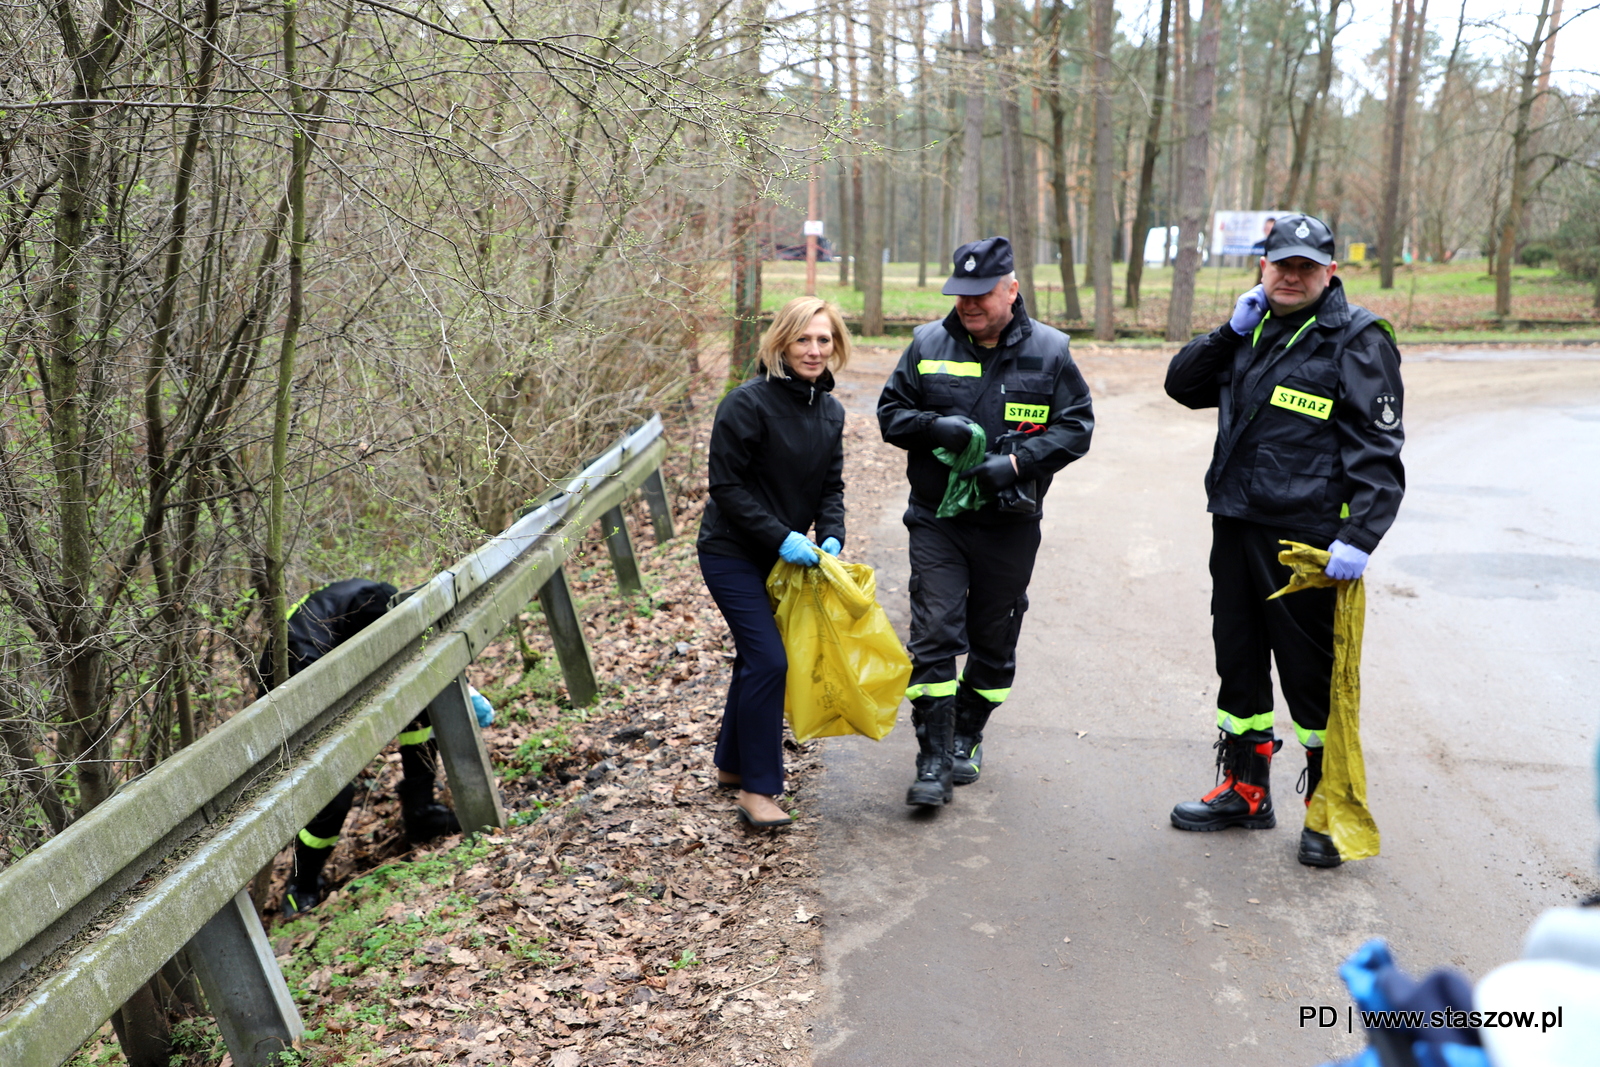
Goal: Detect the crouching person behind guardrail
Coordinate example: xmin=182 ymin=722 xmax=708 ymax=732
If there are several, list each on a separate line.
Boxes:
xmin=257 ymin=578 xmax=483 ymax=917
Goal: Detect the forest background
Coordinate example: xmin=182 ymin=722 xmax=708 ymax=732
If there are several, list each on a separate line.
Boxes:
xmin=0 ymin=0 xmax=1595 ymax=984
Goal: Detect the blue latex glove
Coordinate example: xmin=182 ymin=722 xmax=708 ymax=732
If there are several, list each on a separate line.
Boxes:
xmin=468 ymin=685 xmax=494 ymax=727
xmin=1325 ymin=539 xmax=1370 ymax=580
xmin=820 ymin=537 xmax=841 ymax=556
xmin=1229 ymin=284 xmax=1269 ymax=335
xmin=779 ymin=531 xmax=820 ymax=566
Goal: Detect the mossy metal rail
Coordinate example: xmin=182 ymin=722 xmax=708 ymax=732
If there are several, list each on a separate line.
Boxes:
xmin=0 ymin=416 xmax=673 ymax=1067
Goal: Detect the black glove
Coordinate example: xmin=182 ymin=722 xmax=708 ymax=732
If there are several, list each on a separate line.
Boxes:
xmin=929 ymin=416 xmax=976 ymax=452
xmin=960 ymin=454 xmax=1019 ymax=493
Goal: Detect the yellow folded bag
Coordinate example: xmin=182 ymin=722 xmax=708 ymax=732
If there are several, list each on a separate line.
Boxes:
xmin=766 ymin=553 xmax=911 ymax=741
xmin=1270 ymin=541 xmax=1380 ymax=861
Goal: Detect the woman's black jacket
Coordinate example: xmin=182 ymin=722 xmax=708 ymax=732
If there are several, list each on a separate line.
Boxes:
xmin=696 ymin=370 xmax=846 ymax=569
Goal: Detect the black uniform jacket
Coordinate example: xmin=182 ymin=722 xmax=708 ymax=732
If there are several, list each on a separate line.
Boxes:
xmin=257 ymin=578 xmax=398 ymax=694
xmin=1165 ymin=277 xmax=1405 ymax=553
xmin=877 ymin=298 xmax=1094 ymax=522
xmin=696 ymin=369 xmax=847 ymax=569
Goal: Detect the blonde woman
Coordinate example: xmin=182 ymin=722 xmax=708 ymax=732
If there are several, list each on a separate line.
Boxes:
xmin=696 ymin=297 xmax=851 ymax=828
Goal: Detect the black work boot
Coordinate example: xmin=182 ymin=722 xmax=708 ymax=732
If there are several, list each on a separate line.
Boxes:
xmin=1171 ymin=732 xmax=1282 ymax=831
xmin=398 ymin=775 xmax=462 ymax=843
xmin=906 ymin=697 xmax=956 ymax=807
xmin=283 ymin=839 xmax=333 ymax=917
xmin=951 ymin=688 xmax=997 ymax=786
xmin=1297 ymin=747 xmax=1342 ymax=868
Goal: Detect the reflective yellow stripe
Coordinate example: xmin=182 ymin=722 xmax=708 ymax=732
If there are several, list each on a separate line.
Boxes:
xmin=969 ymin=686 xmax=1010 ymax=703
xmin=1340 ymin=502 xmax=1351 ymax=519
xmin=286 ymin=591 xmax=313 ymax=620
xmin=1217 ymin=709 xmax=1275 ymax=735
xmin=1268 ymin=386 xmax=1332 ymax=420
xmin=917 ymin=359 xmax=982 ymax=378
xmin=396 ymin=725 xmax=433 ymax=746
xmin=1293 ymin=723 xmax=1326 ymax=748
xmin=906 ymin=679 xmax=959 ymax=700
xmin=1003 ymin=402 xmax=1048 ymax=423
xmin=298 ymin=827 xmax=339 ymax=850
xmin=1285 ymin=316 xmax=1318 ymax=351
xmin=1251 ymin=313 xmax=1318 ymax=353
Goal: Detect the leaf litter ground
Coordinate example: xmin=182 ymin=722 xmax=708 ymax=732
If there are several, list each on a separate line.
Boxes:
xmin=69 ymin=401 xmax=843 ymax=1067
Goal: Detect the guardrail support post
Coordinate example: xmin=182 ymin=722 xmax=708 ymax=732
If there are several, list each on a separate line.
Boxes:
xmin=641 ymin=468 xmax=675 ymax=544
xmin=601 ymin=505 xmax=644 ymax=596
xmin=428 ymin=674 xmax=507 ymax=834
xmin=537 ymin=564 xmax=599 ymax=706
xmin=184 ymin=890 xmax=303 ymax=1067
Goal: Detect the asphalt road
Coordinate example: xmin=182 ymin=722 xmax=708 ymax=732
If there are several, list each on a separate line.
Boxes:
xmin=811 ymin=344 xmax=1600 ymax=1066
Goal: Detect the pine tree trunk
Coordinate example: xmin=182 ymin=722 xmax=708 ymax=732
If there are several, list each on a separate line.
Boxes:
xmin=954 ymin=0 xmax=984 ymax=242
xmin=1126 ymin=0 xmax=1170 ymax=309
xmin=1047 ymin=0 xmax=1081 ymax=320
xmin=1091 ymin=0 xmax=1116 ymax=339
xmin=1166 ymin=0 xmax=1220 ymax=341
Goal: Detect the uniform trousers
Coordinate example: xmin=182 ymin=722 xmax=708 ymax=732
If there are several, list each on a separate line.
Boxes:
xmin=699 ymin=551 xmax=788 ymax=796
xmin=1210 ymin=515 xmax=1335 ymax=747
xmin=904 ymin=505 xmax=1041 ymax=703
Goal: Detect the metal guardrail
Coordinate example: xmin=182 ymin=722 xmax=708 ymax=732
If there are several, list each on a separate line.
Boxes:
xmin=0 ymin=416 xmax=674 ymax=1067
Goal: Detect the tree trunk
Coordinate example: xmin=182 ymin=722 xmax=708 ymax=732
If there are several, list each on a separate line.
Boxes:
xmin=730 ymin=0 xmax=767 ymax=379
xmin=1166 ymin=0 xmax=1220 ymax=341
xmin=1125 ymin=0 xmax=1171 ymax=309
xmin=1249 ymin=2 xmax=1292 ymax=210
xmin=915 ymin=0 xmax=931 ymax=287
xmin=1497 ymin=0 xmax=1556 ymax=316
xmin=1047 ymin=0 xmax=1081 ymax=320
xmin=1377 ymin=0 xmax=1422 ymax=288
xmin=954 ymin=0 xmax=984 ymax=242
xmin=861 ymin=0 xmax=887 ymax=335
xmin=1090 ymin=0 xmax=1116 ymax=340
xmin=995 ymin=5 xmax=1036 ymax=311
xmin=1284 ymin=0 xmax=1340 ymax=209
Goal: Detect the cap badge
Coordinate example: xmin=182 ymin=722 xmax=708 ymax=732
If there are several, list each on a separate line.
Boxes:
xmin=1295 ymin=222 xmax=1310 ymax=239
xmin=964 ymin=256 xmax=977 ymax=272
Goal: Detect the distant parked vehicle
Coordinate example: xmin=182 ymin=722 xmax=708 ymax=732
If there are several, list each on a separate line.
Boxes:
xmin=770 ymin=237 xmax=835 ymax=262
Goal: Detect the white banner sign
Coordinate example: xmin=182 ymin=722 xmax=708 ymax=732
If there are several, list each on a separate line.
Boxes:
xmin=1212 ymin=210 xmax=1290 ymax=256
xmin=803 ymin=220 xmax=825 ymax=236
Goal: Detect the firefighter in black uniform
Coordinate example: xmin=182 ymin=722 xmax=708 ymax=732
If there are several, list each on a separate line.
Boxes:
xmin=258 ymin=579 xmax=462 ymax=914
xmin=878 ymin=237 xmax=1094 ymax=807
xmin=1164 ymin=214 xmax=1404 ymax=867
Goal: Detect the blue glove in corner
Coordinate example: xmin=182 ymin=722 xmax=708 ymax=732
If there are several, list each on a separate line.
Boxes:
xmin=779 ymin=531 xmax=820 ymax=566
xmin=1229 ymin=284 xmax=1269 ymax=335
xmin=1325 ymin=539 xmax=1370 ymax=581
xmin=467 ymin=684 xmax=494 ymax=727
xmin=820 ymin=537 xmax=841 ymax=556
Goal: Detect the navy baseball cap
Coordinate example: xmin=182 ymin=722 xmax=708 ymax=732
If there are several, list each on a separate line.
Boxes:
xmin=1263 ymin=213 xmax=1335 ymax=265
xmin=942 ymin=237 xmax=1014 ymax=296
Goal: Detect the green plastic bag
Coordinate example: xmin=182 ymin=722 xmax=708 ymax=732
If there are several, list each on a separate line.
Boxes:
xmin=1269 ymin=541 xmax=1380 ymax=862
xmin=766 ymin=552 xmax=912 ymax=741
xmin=933 ymin=424 xmax=987 ymax=518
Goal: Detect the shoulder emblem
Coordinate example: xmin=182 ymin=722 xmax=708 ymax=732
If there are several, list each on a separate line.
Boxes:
xmin=1373 ymin=393 xmax=1401 ymax=431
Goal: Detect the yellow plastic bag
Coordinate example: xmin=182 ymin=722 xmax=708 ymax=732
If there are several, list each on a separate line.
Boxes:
xmin=1269 ymin=541 xmax=1381 ymax=861
xmin=766 ymin=553 xmax=911 ymax=741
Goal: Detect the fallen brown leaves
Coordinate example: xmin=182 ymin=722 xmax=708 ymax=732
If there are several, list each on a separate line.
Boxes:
xmin=267 ymin=412 xmax=828 ymax=1067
